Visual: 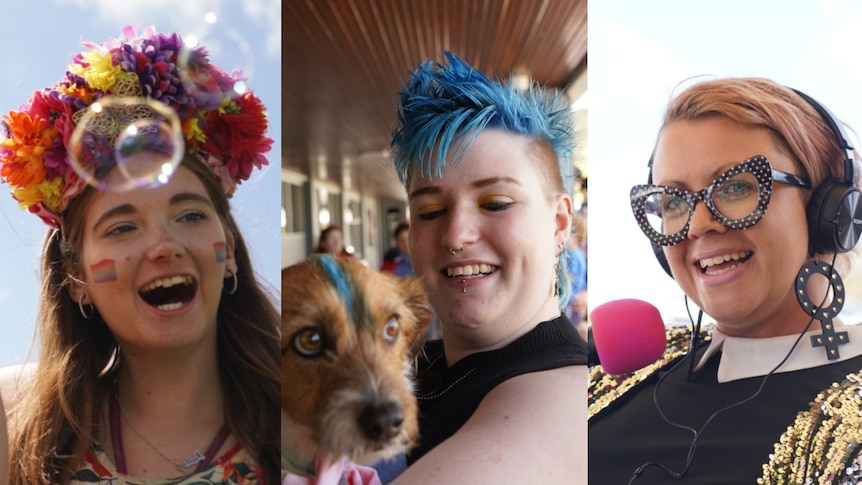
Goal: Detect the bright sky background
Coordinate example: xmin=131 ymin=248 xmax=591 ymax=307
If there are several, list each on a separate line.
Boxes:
xmin=0 ymin=1 xmax=281 ymax=366
xmin=589 ymin=0 xmax=862 ymax=325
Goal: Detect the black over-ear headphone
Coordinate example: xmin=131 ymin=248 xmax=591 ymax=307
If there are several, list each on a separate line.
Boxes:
xmin=648 ymin=88 xmax=862 ymax=278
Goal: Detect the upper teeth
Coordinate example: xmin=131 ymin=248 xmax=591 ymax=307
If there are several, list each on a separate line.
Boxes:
xmin=699 ymin=252 xmax=750 ymax=269
xmin=447 ymin=264 xmax=494 ymax=277
xmin=141 ymin=275 xmax=192 ymax=292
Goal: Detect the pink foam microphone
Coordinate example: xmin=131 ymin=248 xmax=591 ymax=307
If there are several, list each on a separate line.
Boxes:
xmin=590 ymin=298 xmax=667 ymax=375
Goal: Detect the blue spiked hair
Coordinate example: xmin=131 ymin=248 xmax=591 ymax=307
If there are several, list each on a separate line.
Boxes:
xmin=391 ymin=51 xmax=577 ymax=310
xmin=391 ymin=51 xmax=575 ymax=190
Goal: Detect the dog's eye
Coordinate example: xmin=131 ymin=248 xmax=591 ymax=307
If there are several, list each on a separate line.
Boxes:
xmin=292 ymin=327 xmax=324 ymax=357
xmin=382 ymin=317 xmax=400 ymax=342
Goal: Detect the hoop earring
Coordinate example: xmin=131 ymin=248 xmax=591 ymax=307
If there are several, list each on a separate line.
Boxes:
xmin=78 ymin=294 xmax=94 ymax=319
xmin=224 ymin=269 xmax=238 ymax=295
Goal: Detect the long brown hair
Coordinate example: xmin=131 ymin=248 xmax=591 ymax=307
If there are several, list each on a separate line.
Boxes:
xmin=8 ymin=155 xmax=280 ymax=484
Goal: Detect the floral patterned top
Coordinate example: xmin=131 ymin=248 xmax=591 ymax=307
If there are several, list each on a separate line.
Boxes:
xmin=70 ymin=441 xmax=262 ymax=484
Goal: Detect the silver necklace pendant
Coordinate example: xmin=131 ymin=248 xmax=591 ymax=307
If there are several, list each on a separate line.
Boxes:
xmin=179 ymin=450 xmax=207 ymax=471
xmin=113 ymin=389 xmax=223 ymax=474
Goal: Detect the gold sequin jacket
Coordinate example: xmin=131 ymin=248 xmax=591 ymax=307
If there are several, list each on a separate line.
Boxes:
xmin=588 ymin=323 xmax=862 ymax=485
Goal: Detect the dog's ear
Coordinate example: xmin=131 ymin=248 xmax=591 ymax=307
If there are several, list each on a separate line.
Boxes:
xmin=399 ymin=276 xmax=433 ymax=358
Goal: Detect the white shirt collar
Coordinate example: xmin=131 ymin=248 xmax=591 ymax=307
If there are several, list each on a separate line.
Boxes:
xmin=695 ymin=324 xmax=862 ymax=383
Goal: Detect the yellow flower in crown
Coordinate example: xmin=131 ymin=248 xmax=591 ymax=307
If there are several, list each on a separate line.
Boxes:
xmin=0 ymin=25 xmax=273 ymax=226
xmin=71 ymin=50 xmax=126 ymax=93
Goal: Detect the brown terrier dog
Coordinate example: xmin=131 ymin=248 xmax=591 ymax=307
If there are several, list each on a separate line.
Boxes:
xmin=282 ymin=254 xmax=432 ymax=480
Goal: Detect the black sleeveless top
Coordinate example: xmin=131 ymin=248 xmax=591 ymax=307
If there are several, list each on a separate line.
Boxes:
xmin=406 ymin=315 xmax=588 ymax=464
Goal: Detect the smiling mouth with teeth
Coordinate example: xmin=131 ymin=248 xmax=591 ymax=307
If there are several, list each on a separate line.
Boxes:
xmin=139 ymin=275 xmax=197 ymax=311
xmin=698 ymin=251 xmax=752 ymax=274
xmin=446 ymin=264 xmax=497 ymax=278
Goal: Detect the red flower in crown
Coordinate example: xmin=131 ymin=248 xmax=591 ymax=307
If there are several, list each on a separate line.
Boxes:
xmin=202 ymin=92 xmax=273 ymax=184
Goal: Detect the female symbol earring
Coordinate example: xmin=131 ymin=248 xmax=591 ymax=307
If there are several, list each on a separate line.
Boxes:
xmin=795 ymin=260 xmax=850 ymax=360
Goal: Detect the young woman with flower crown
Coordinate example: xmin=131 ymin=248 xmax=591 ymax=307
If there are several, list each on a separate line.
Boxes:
xmin=0 ymin=26 xmax=279 ymax=484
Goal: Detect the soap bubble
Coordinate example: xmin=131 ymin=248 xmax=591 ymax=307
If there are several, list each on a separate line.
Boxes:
xmin=68 ymin=97 xmax=184 ymax=192
xmin=177 ymin=16 xmax=255 ymax=108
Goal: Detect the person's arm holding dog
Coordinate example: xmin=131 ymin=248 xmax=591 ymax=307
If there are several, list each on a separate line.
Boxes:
xmin=392 ymin=366 xmax=586 ymax=484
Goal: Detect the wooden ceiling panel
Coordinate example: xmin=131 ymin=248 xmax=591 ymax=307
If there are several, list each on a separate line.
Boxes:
xmin=284 ymin=0 xmax=587 ymax=201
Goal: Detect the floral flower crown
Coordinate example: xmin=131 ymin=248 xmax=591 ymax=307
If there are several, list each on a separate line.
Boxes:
xmin=0 ymin=25 xmax=273 ymax=227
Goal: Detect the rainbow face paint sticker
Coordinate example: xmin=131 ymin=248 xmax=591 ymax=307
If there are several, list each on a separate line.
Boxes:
xmin=91 ymin=259 xmax=117 ymax=284
xmin=214 ymin=241 xmax=227 ymax=263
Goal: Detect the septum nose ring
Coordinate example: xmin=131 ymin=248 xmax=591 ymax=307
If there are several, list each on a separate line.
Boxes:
xmin=449 ymin=245 xmax=463 ymax=255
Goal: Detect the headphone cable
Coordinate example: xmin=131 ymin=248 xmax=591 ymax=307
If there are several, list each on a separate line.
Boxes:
xmin=627 ymin=254 xmax=836 ymax=483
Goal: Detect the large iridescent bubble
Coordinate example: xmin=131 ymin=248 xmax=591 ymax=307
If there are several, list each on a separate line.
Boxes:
xmin=68 ymin=97 xmax=183 ymax=192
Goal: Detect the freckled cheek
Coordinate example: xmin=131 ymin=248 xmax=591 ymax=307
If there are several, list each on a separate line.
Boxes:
xmin=172 ymin=234 xmax=225 ymax=262
xmin=409 ymin=231 xmax=436 ymax=265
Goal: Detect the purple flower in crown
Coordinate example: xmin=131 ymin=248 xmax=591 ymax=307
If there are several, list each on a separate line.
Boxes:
xmin=115 ymin=32 xmax=191 ymax=110
xmin=183 ymin=47 xmax=240 ymax=113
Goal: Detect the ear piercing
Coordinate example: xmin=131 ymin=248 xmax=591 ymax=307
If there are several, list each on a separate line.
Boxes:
xmin=449 ymin=245 xmax=463 ymax=255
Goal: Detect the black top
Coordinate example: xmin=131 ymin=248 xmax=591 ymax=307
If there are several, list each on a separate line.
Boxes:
xmin=589 ymin=347 xmax=862 ymax=484
xmin=406 ymin=315 xmax=588 ymax=464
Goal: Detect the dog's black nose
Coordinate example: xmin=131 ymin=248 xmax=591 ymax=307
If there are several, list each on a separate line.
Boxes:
xmin=358 ymin=400 xmax=404 ymax=442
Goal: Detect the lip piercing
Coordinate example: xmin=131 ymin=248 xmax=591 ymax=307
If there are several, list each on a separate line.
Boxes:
xmin=461 ymin=279 xmax=467 ymax=293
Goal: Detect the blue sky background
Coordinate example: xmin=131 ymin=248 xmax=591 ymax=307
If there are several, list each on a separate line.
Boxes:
xmin=0 ymin=0 xmax=281 ymax=366
xmin=589 ymin=1 xmax=862 ymax=324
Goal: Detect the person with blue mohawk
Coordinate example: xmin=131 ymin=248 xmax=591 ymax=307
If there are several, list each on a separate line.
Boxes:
xmin=387 ymin=52 xmax=587 ymax=484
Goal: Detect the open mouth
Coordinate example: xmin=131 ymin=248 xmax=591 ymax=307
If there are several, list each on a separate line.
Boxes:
xmin=697 ymin=251 xmax=752 ymax=275
xmin=139 ymin=275 xmax=197 ymax=311
xmin=446 ymin=264 xmax=497 ymax=278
